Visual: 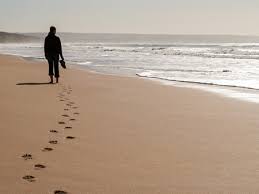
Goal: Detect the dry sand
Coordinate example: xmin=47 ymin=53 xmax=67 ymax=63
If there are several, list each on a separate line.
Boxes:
xmin=1 ymin=54 xmax=259 ymax=194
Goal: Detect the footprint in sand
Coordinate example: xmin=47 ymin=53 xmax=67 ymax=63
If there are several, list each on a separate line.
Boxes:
xmin=62 ymin=114 xmax=70 ymax=118
xmin=54 ymin=190 xmax=68 ymax=194
xmin=49 ymin=140 xmax=58 ymax=145
xmin=66 ymin=136 xmax=76 ymax=140
xmin=22 ymin=154 xmax=32 ymax=160
xmin=23 ymin=175 xmax=36 ymax=182
xmin=65 ymin=126 xmax=72 ymax=129
xmin=34 ymin=164 xmax=46 ymax=170
xmin=50 ymin=130 xmax=58 ymax=133
xmin=59 ymin=121 xmax=66 ymax=125
xmin=72 ymin=107 xmax=78 ymax=109
xmin=64 ymin=109 xmax=69 ymax=111
xmin=42 ymin=147 xmax=53 ymax=152
xmin=69 ymin=119 xmax=76 ymax=121
xmin=59 ymin=99 xmax=65 ymax=102
xmin=74 ymin=112 xmax=80 ymax=115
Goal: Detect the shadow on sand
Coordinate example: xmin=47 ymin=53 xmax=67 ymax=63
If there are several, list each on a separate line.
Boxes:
xmin=16 ymin=82 xmax=53 ymax=86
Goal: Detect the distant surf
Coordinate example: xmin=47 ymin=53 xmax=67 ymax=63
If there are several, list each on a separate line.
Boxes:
xmin=2 ymin=33 xmax=259 ymax=103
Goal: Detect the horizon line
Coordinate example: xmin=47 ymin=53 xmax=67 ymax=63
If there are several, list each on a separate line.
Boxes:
xmin=2 ymin=31 xmax=259 ymax=37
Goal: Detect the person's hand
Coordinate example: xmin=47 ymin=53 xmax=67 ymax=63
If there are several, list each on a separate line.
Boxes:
xmin=60 ymin=54 xmax=64 ymax=61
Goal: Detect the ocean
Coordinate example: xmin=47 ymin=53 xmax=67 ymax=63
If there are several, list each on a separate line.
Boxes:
xmin=1 ymin=33 xmax=259 ymax=103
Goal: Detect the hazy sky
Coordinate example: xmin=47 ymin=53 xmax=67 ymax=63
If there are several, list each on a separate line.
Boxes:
xmin=1 ymin=0 xmax=259 ymax=35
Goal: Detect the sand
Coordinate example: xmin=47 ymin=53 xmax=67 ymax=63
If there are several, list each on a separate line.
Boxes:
xmin=1 ymin=54 xmax=259 ymax=193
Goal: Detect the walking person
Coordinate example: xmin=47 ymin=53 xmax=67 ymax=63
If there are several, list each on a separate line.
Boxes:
xmin=44 ymin=26 xmax=64 ymax=83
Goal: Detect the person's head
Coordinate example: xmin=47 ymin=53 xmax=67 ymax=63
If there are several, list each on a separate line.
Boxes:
xmin=49 ymin=26 xmax=56 ymax=35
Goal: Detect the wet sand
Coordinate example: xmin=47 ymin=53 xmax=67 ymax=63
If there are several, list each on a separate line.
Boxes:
xmin=1 ymin=54 xmax=259 ymax=193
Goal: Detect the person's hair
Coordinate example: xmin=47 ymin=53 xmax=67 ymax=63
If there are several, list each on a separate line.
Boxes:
xmin=50 ymin=26 xmax=56 ymax=33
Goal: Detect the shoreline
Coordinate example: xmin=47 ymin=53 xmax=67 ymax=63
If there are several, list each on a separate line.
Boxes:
xmin=10 ymin=52 xmax=259 ymax=105
xmin=1 ymin=49 xmax=259 ymax=104
xmin=2 ymin=54 xmax=259 ymax=193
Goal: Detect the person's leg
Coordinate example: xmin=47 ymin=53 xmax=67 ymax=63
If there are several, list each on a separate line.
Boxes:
xmin=53 ymin=58 xmax=60 ymax=83
xmin=48 ymin=59 xmax=54 ymax=83
xmin=50 ymin=75 xmax=54 ymax=83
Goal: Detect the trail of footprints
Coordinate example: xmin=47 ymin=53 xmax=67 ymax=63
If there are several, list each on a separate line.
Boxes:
xmin=21 ymin=84 xmax=80 ymax=194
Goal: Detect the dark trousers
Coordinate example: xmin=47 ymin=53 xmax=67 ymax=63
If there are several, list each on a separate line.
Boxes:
xmin=47 ymin=55 xmax=59 ymax=78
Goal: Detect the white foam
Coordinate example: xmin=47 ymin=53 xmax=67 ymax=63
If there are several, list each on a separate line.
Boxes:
xmin=77 ymin=61 xmax=92 ymax=65
xmin=2 ymin=39 xmax=259 ymax=104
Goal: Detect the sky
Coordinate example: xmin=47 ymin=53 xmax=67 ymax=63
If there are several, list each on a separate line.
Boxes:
xmin=0 ymin=0 xmax=259 ymax=35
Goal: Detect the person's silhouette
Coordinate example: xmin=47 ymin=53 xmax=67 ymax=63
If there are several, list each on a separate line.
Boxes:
xmin=44 ymin=26 xmax=64 ymax=83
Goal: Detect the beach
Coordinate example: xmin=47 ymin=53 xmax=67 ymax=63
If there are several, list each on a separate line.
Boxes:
xmin=1 ymin=54 xmax=259 ymax=193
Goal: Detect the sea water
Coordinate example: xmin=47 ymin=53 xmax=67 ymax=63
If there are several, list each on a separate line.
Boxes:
xmin=1 ymin=33 xmax=259 ymax=103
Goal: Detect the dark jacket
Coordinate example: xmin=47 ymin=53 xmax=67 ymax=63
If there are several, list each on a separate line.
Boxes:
xmin=44 ymin=33 xmax=62 ymax=58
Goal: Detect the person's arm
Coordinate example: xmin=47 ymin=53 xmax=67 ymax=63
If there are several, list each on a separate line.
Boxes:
xmin=44 ymin=37 xmax=48 ymax=59
xmin=58 ymin=38 xmax=64 ymax=60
